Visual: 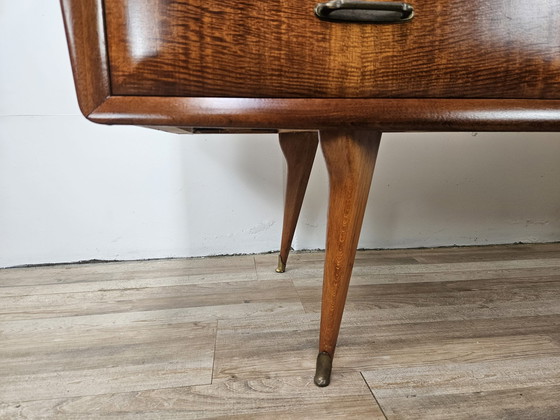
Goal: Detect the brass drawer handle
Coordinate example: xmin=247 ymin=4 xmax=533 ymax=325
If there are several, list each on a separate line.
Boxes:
xmin=315 ymin=0 xmax=414 ymax=23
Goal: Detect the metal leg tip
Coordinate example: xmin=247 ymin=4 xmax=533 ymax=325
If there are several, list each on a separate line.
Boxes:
xmin=314 ymin=352 xmax=332 ymax=387
xmin=275 ymin=255 xmax=286 ymax=273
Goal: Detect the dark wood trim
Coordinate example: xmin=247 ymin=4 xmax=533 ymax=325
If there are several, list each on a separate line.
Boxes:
xmin=60 ymin=0 xmax=111 ymax=116
xmin=89 ymin=96 xmax=560 ymax=131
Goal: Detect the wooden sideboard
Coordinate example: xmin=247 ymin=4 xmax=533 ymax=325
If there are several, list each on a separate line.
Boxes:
xmin=61 ymin=0 xmax=560 ymax=386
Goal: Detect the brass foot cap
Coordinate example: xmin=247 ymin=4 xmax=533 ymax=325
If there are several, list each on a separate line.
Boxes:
xmin=314 ymin=352 xmax=332 ymax=387
xmin=275 ymin=255 xmax=286 ymax=273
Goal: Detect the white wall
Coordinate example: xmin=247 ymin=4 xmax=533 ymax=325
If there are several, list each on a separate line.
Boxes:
xmin=1 ymin=1 xmax=559 ymax=268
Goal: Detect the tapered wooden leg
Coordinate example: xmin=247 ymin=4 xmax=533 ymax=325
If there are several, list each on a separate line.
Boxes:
xmin=314 ymin=130 xmax=382 ymax=387
xmin=276 ymin=131 xmax=319 ymax=273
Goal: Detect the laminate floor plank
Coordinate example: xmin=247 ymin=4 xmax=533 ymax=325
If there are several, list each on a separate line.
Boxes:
xmin=0 ymin=265 xmax=260 ymax=297
xmin=0 ymin=279 xmax=302 ymax=321
xmin=410 ymin=243 xmax=560 ymax=264
xmin=0 ymin=319 xmax=217 ymax=402
xmin=0 ymin=372 xmax=384 ymax=419
xmin=362 ymin=358 xmax=560 ymax=419
xmin=294 ymin=257 xmax=560 ymax=284
xmin=0 ymin=255 xmax=258 ymax=287
xmin=339 ymin=299 xmax=560 ymax=327
xmin=265 ymin=254 xmax=560 ymax=285
xmin=296 ymin=274 xmax=560 ymax=313
xmin=0 ymin=304 xmax=306 ymax=337
xmin=362 ymin=385 xmax=560 ymax=420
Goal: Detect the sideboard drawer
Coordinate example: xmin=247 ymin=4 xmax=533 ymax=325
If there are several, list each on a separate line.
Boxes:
xmin=104 ymin=0 xmax=560 ymax=99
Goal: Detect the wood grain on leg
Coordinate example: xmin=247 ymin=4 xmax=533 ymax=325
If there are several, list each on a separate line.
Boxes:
xmin=315 ymin=130 xmax=382 ymax=386
xmin=276 ymin=131 xmax=319 ymax=273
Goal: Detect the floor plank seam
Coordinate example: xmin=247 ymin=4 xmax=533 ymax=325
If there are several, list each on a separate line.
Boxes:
xmin=291 ymin=278 xmax=313 ymax=314
xmin=252 ymin=255 xmax=259 ymax=280
xmin=360 ymin=371 xmax=389 ymax=420
xmin=211 ymin=319 xmax=220 ymax=384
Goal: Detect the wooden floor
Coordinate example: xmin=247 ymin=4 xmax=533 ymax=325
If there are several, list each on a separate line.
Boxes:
xmin=1 ymin=243 xmax=560 ymax=419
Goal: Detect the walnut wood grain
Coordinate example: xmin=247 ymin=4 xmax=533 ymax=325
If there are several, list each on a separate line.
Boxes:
xmin=104 ymin=0 xmax=560 ymax=99
xmin=318 ymin=130 xmax=382 ymax=357
xmin=277 ymin=132 xmax=319 ymax=271
xmin=60 ymin=0 xmax=110 ymax=115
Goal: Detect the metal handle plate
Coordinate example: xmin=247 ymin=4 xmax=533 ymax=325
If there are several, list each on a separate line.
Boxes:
xmin=315 ymin=0 xmax=414 ymax=23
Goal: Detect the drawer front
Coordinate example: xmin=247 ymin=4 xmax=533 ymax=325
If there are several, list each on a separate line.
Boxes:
xmin=104 ymin=0 xmax=560 ymax=99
